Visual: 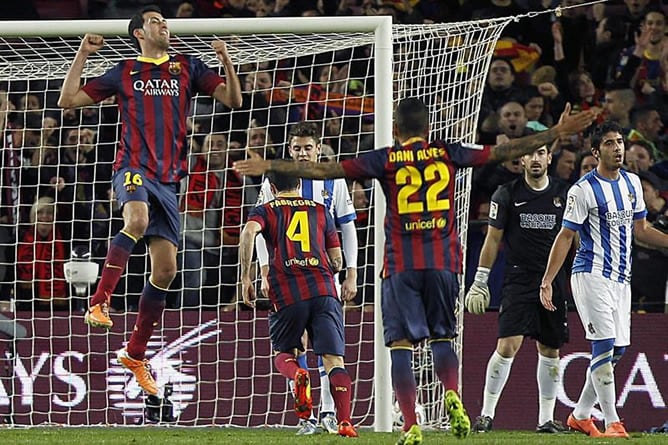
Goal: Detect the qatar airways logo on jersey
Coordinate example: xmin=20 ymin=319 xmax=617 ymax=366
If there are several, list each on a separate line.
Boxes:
xmin=605 ymin=209 xmax=633 ymax=228
xmin=519 ymin=213 xmax=556 ymax=230
xmin=133 ymin=79 xmax=180 ymax=96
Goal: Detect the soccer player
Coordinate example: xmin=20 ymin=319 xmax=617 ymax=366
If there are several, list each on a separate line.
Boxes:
xmin=540 ymin=120 xmax=668 ymax=438
xmin=254 ymin=121 xmax=358 ymax=435
xmin=465 ymin=142 xmax=570 ymax=434
xmin=234 ymin=97 xmax=595 ymax=444
xmin=57 ymin=5 xmax=242 ymax=395
xmin=239 ymin=171 xmax=358 ymax=438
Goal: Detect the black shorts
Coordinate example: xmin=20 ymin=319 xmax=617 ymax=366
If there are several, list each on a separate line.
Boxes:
xmin=497 ymin=268 xmax=569 ymax=349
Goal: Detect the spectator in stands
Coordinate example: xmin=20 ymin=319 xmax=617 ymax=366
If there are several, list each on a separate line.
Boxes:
xmin=628 ymin=105 xmax=665 ymax=160
xmin=246 ymin=119 xmax=276 ymax=160
xmin=475 ymin=101 xmax=531 ymax=197
xmin=524 ymin=86 xmax=550 ymax=131
xmin=549 ymin=144 xmax=578 ymax=184
xmin=479 ymin=58 xmax=525 ymax=130
xmin=0 ymin=90 xmax=19 ymax=300
xmin=614 ymin=10 xmax=667 ymax=104
xmin=180 ymin=132 xmax=227 ymax=308
xmin=16 ymin=196 xmax=68 ymax=310
xmin=631 ymin=170 xmax=668 ymax=313
xmin=17 ymin=93 xmax=41 ymax=112
xmin=587 ymin=15 xmax=627 ymax=89
xmin=175 ymin=1 xmax=194 ymax=17
xmin=577 ymin=152 xmax=599 ymax=178
xmin=625 ymin=138 xmax=656 ymax=173
xmin=602 ymin=88 xmax=635 ymax=131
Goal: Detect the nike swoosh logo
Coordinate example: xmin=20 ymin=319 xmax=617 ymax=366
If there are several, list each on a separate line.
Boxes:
xmin=130 ymin=70 xmax=140 ymax=75
xmin=514 ymin=201 xmax=528 ymax=207
xmin=105 ymin=264 xmax=123 ymax=269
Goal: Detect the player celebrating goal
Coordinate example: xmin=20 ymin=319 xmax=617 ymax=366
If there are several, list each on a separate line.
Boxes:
xmin=541 ymin=121 xmax=668 ymax=438
xmin=254 ymin=121 xmax=358 ymax=435
xmin=234 ymin=97 xmax=595 ymax=445
xmin=57 ymin=5 xmax=242 ymax=395
xmin=239 ymin=171 xmax=358 ymax=438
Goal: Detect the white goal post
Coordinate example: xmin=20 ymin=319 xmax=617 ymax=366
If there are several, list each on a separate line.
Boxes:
xmin=0 ymin=15 xmax=511 ymax=430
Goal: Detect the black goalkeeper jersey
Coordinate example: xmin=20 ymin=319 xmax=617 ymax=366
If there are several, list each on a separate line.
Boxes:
xmin=488 ymin=176 xmax=570 ymax=274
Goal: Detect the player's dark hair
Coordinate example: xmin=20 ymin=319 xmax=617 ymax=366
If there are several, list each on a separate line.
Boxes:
xmin=128 ymin=5 xmax=162 ymax=52
xmin=288 ymin=121 xmax=321 ymax=146
xmin=590 ymin=120 xmax=623 ymax=150
xmin=268 ymin=170 xmax=299 ymax=192
xmin=395 ymin=97 xmax=429 ymax=137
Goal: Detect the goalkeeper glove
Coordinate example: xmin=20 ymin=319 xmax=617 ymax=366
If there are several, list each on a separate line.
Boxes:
xmin=465 ymin=267 xmax=491 ymax=314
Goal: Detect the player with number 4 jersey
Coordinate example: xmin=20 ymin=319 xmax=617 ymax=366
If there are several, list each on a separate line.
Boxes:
xmin=234 ymin=97 xmax=595 ymax=444
xmin=240 ymin=171 xmax=357 ymax=438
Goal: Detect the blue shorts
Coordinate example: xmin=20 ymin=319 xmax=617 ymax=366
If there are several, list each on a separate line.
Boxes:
xmin=112 ymin=168 xmax=180 ymax=246
xmin=269 ymin=297 xmax=345 ymax=357
xmin=381 ymin=269 xmax=459 ymax=346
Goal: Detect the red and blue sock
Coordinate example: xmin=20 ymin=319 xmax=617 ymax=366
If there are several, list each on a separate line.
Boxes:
xmin=91 ymin=230 xmax=137 ymax=307
xmin=126 ymin=280 xmax=167 ymax=360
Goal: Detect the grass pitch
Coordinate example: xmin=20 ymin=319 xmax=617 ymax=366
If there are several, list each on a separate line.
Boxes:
xmin=1 ymin=427 xmax=664 ymax=444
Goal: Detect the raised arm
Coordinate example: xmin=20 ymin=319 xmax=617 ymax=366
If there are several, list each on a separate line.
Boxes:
xmin=211 ymin=41 xmax=242 ymax=109
xmin=58 ymin=34 xmax=102 ymax=109
xmin=234 ymin=149 xmax=346 ymax=178
xmin=488 ymin=106 xmax=596 ymax=163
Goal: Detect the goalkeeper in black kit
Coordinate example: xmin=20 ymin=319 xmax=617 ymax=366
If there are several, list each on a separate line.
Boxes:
xmin=465 ymin=137 xmax=572 ymax=434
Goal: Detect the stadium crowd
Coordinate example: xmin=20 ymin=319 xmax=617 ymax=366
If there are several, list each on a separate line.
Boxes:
xmin=0 ymin=0 xmax=667 ymax=315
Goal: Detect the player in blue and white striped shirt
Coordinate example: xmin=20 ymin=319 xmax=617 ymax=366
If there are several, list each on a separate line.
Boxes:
xmin=540 ymin=121 xmax=668 ymax=438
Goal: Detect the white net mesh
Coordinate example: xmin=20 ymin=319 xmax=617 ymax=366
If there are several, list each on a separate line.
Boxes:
xmin=0 ymin=18 xmax=510 ymax=428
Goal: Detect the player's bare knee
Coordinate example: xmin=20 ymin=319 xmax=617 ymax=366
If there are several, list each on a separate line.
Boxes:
xmin=122 ymin=214 xmax=149 ymax=237
xmin=537 ymin=342 xmax=559 ymax=358
xmin=496 ymin=336 xmax=522 ymax=358
xmin=151 ymin=263 xmax=177 ymax=287
xmin=321 ymin=354 xmax=344 ymax=372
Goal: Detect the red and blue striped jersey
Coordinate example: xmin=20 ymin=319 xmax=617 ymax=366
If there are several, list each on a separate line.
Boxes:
xmin=248 ymin=197 xmax=340 ymax=310
xmin=341 ymin=137 xmax=491 ymax=276
xmin=82 ymin=54 xmax=224 ymax=183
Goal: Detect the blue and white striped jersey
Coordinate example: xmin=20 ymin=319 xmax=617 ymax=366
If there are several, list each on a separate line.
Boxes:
xmin=562 ymin=169 xmax=647 ymax=283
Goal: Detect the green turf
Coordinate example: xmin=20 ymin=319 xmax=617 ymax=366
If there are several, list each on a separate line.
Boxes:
xmin=1 ymin=428 xmax=664 ymax=445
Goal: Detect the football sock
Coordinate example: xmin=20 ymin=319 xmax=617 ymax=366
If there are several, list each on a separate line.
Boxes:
xmin=572 ymin=367 xmax=598 ymax=420
xmin=589 ymin=339 xmax=619 ymax=427
xmin=91 ymin=230 xmax=137 ymax=306
xmin=328 ymin=367 xmax=352 ymax=422
xmin=430 ymin=339 xmax=458 ymax=391
xmin=537 ymin=353 xmax=560 ymax=425
xmin=274 ymin=352 xmax=300 ymax=380
xmin=126 ymin=279 xmax=167 ymax=360
xmin=391 ymin=347 xmax=417 ymax=431
xmin=481 ymin=350 xmax=514 ymax=419
xmin=318 ymin=356 xmax=336 ymax=414
xmin=296 ymin=353 xmax=308 ymax=370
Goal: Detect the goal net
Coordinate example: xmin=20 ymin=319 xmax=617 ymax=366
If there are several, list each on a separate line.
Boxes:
xmin=0 ymin=16 xmax=511 ymax=429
